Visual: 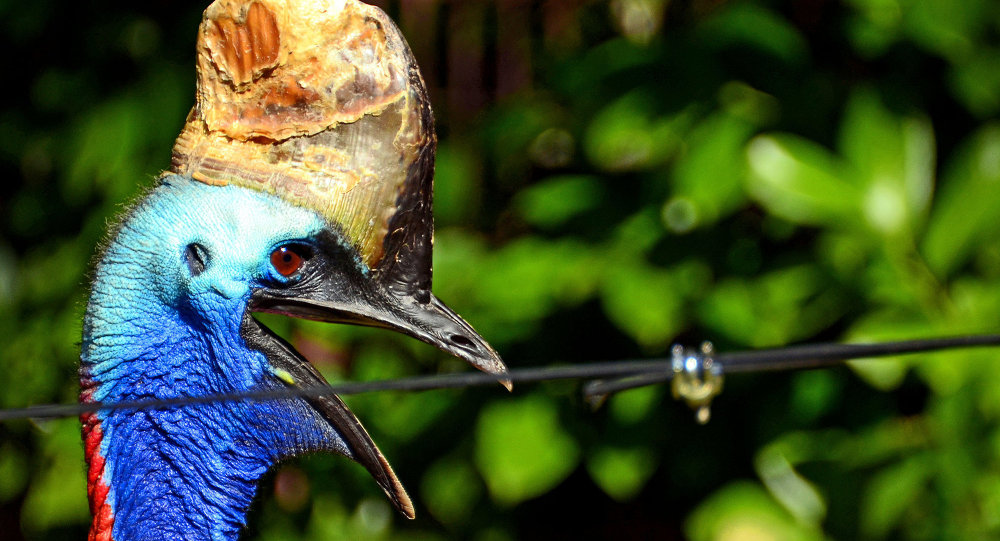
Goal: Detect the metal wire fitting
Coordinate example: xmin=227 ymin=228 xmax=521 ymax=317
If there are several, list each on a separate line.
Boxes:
xmin=670 ymin=342 xmax=724 ymax=424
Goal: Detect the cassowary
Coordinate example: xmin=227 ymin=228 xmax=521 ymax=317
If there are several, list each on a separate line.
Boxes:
xmin=78 ymin=1 xmax=506 ymax=539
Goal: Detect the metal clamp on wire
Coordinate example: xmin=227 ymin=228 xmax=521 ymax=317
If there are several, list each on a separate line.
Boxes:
xmin=671 ymin=342 xmax=724 ymax=425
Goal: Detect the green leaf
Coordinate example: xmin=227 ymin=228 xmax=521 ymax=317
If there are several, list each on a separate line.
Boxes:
xmin=0 ymin=244 xmax=15 ymax=311
xmin=788 ymin=371 xmax=843 ymax=424
xmin=697 ymin=3 xmax=809 ymax=64
xmin=609 ymin=385 xmax=663 ymax=425
xmin=600 ymin=260 xmax=682 ymax=350
xmin=745 ymin=135 xmax=860 ymax=227
xmin=755 ymin=440 xmax=827 ymax=525
xmin=842 ymin=310 xmax=970 ymax=392
xmin=514 ymin=175 xmax=604 ymax=229
xmin=685 ymin=481 xmax=827 ymax=541
xmin=922 ymin=124 xmax=1000 ymax=276
xmin=697 ymin=265 xmax=841 ymax=348
xmin=477 ymin=238 xmax=599 ymax=322
xmin=586 ymin=445 xmax=657 ymax=501
xmin=0 ymin=444 xmax=28 ymax=501
xmin=434 ymin=232 xmax=599 ymax=343
xmin=421 ymin=457 xmax=483 ymax=524
xmin=845 ymin=0 xmax=903 ymax=57
xmin=860 ymin=456 xmax=931 ymax=538
xmin=839 ymin=90 xmax=934 ymax=236
xmin=902 ymin=0 xmax=987 ymax=61
xmin=670 ymin=112 xmax=755 ymax=229
xmin=20 ymin=421 xmax=89 ymax=533
xmin=584 ymin=91 xmax=683 ymax=172
xmin=475 ymin=395 xmax=579 ymax=506
xmin=949 ymin=49 xmax=1000 ymax=116
xmin=350 ymin=346 xmax=451 ymax=443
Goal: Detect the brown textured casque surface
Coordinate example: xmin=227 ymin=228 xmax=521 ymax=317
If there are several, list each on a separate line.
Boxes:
xmin=170 ymin=0 xmax=435 ymax=269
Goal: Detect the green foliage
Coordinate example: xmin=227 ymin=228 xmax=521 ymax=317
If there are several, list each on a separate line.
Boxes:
xmin=585 ymin=444 xmax=657 ymax=501
xmin=475 ymin=395 xmax=580 ymax=506
xmin=5 ymin=0 xmax=1000 ymax=540
xmin=686 ymin=481 xmax=827 ymax=541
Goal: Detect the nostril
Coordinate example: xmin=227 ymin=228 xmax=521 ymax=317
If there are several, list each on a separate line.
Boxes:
xmin=449 ymin=334 xmax=476 ymax=350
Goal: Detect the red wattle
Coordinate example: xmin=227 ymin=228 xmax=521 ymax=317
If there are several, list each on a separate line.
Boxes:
xmin=81 ymin=382 xmax=115 ymax=541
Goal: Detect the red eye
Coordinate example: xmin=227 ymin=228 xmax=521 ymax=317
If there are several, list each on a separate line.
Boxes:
xmin=270 ymin=245 xmax=304 ymax=277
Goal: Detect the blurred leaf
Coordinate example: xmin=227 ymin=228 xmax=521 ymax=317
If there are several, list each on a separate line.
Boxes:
xmin=746 ymin=134 xmax=860 ymax=227
xmin=479 ymin=238 xmax=598 ymax=316
xmin=718 ymin=81 xmax=781 ymax=127
xmin=303 ymin=495 xmax=393 ymax=541
xmin=859 ymin=455 xmax=931 ymax=538
xmin=552 ymin=37 xmax=662 ymax=109
xmin=475 ymin=395 xmax=579 ymax=506
xmin=838 ymin=90 xmax=934 ymax=237
xmin=470 ymin=528 xmax=515 ymax=541
xmin=922 ymin=123 xmax=1000 ymax=277
xmin=902 ymin=0 xmax=986 ymax=61
xmin=686 ymin=481 xmax=827 ymax=541
xmin=64 ymin=97 xmax=144 ymax=202
xmin=350 ymin=346 xmax=452 ymax=443
xmin=20 ymin=421 xmax=88 ymax=533
xmin=600 ymin=260 xmax=683 ymax=350
xmin=697 ymin=3 xmax=809 ymax=65
xmin=831 ymin=418 xmax=929 ymax=469
xmin=0 ymin=443 xmax=28 ymax=501
xmin=514 ymin=175 xmax=604 ymax=229
xmin=0 ymin=243 xmax=15 ymax=309
xmin=669 ymin=112 xmax=755 ymax=229
xmin=586 ymin=445 xmax=657 ymax=501
xmin=749 ymin=89 xmax=933 ymax=239
xmin=755 ymin=439 xmax=827 ymax=526
xmin=610 ymin=209 xmax=666 ymax=257
xmin=484 ymin=99 xmax=563 ymax=186
xmin=845 ymin=0 xmax=903 ymax=57
xmin=435 ymin=232 xmax=600 ymax=344
xmin=844 ymin=311 xmax=934 ymax=391
xmin=698 ymin=265 xmax=841 ymax=348
xmin=788 ymin=371 xmax=843 ymax=424
xmin=949 ymin=49 xmax=1000 ymax=117
xmin=609 ymin=0 xmax=667 ymax=45
xmin=608 ymin=385 xmax=662 ymax=425
xmin=584 ymin=91 xmax=685 ymax=172
xmin=847 ymin=0 xmax=988 ymax=62
xmin=421 ymin=457 xmax=483 ymax=525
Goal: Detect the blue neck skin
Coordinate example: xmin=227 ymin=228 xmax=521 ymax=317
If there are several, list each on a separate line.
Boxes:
xmin=81 ymin=177 xmax=350 ymax=541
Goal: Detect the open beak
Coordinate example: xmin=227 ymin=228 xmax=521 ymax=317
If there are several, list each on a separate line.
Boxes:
xmin=242 ymin=312 xmax=416 ymax=517
xmin=252 ymin=289 xmax=507 ymax=380
xmin=249 ymin=234 xmax=508 ymax=381
xmin=243 ymin=235 xmax=507 ymax=518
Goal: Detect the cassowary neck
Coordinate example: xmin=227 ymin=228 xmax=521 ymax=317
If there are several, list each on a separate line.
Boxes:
xmin=81 ymin=303 xmax=272 ymax=541
xmin=80 ymin=179 xmax=339 ymax=541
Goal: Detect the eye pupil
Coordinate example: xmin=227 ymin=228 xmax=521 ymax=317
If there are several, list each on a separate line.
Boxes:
xmin=270 ymin=245 xmax=305 ymax=277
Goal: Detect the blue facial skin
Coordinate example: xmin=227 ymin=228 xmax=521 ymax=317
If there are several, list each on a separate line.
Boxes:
xmin=81 ymin=176 xmax=353 ymax=541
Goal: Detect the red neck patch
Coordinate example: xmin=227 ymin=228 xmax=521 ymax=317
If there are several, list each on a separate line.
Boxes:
xmin=81 ymin=380 xmax=114 ymax=541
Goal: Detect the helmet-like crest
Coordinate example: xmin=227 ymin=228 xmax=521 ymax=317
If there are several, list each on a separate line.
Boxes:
xmin=171 ymin=0 xmax=435 ymax=297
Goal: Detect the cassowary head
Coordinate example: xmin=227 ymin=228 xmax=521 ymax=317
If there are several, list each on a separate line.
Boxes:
xmin=80 ymin=1 xmax=505 ymax=539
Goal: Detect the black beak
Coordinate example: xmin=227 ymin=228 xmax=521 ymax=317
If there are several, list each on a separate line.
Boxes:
xmin=252 ymin=290 xmax=507 ymax=381
xmin=249 ymin=230 xmax=508 ymax=383
xmin=243 ymin=230 xmax=507 ymax=518
xmin=241 ymin=312 xmax=415 ymax=518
